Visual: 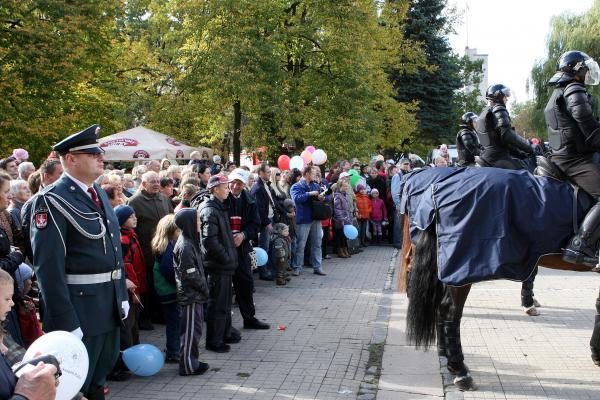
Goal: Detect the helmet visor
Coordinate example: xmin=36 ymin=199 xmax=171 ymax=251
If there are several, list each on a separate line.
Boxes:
xmin=585 ymin=59 xmax=600 ymax=85
xmin=500 ymin=87 xmax=512 ymax=97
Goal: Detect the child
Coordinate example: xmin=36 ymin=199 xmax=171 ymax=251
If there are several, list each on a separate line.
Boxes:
xmin=282 ymin=199 xmax=297 ymax=257
xmin=370 ymin=188 xmax=388 ymax=244
xmin=270 ymin=223 xmax=291 ymax=286
xmin=14 ymin=264 xmax=42 ymax=348
xmin=174 ymin=207 xmax=210 ymax=376
xmin=0 ymin=269 xmax=16 ymax=397
xmin=109 ymin=205 xmax=147 ymax=381
xmin=151 ymin=214 xmax=181 ymax=364
xmin=333 ymin=180 xmax=352 ymax=258
xmin=354 ymin=184 xmax=372 ymax=247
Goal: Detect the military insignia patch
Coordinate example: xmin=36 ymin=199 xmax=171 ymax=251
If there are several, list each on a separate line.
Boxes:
xmin=35 ymin=212 xmax=48 ymax=229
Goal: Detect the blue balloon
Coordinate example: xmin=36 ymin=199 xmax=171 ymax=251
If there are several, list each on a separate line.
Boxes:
xmin=343 ymin=224 xmax=358 ymax=240
xmin=254 ymin=247 xmax=269 ymax=267
xmin=122 ymin=344 xmax=164 ymax=377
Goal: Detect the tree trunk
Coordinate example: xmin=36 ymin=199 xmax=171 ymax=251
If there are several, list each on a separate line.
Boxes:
xmin=233 ymin=99 xmax=241 ymax=166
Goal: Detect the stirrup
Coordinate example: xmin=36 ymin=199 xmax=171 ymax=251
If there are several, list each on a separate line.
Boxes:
xmin=523 ymin=305 xmax=539 ymax=316
xmin=562 ymin=248 xmax=598 ymax=267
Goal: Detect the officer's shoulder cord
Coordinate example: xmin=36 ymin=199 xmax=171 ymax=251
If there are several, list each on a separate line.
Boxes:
xmin=43 ymin=192 xmax=106 ymax=240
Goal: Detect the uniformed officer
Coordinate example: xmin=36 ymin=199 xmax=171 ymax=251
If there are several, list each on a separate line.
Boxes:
xmin=27 ymin=125 xmax=128 ymax=400
xmin=456 ymin=112 xmax=481 ymax=166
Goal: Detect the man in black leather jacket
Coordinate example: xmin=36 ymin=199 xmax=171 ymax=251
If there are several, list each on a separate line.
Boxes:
xmin=476 ymin=84 xmax=534 ymax=169
xmin=198 ymin=175 xmax=239 ymax=353
xmin=456 ymin=112 xmax=481 ymax=166
xmin=544 ymin=50 xmax=600 ymax=367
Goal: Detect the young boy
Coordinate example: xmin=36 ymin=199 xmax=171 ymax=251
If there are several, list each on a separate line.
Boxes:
xmin=174 ymin=207 xmax=210 ymax=376
xmin=270 ymin=223 xmax=291 ymax=286
xmin=108 ymin=205 xmax=146 ymax=381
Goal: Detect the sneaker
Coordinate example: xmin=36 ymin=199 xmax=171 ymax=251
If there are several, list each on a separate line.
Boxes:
xmin=313 ymin=270 xmax=327 ymax=276
xmin=291 ymin=270 xmax=300 ymax=276
xmin=179 ymin=362 xmax=210 ymax=376
xmin=206 ymin=343 xmax=231 ymax=353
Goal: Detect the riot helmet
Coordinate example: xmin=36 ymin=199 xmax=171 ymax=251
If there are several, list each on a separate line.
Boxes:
xmin=556 ymin=50 xmax=600 ymax=85
xmin=461 ymin=112 xmax=477 ymax=128
xmin=485 ymin=84 xmax=512 ymax=103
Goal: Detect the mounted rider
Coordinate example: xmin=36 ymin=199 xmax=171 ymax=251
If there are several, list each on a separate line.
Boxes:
xmin=476 ymin=84 xmax=535 ymax=170
xmin=456 ymin=112 xmax=481 ymax=166
xmin=544 ymin=50 xmax=600 ymax=267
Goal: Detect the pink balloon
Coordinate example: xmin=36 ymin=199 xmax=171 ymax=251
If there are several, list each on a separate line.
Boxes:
xmin=277 ymin=155 xmax=290 ymax=171
xmin=300 ymin=150 xmax=312 ymax=164
xmin=305 ymin=145 xmax=316 ymax=154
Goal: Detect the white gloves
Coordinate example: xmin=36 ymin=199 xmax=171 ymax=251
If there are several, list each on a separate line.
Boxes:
xmin=71 ymin=327 xmax=83 ymax=339
xmin=121 ymin=300 xmax=130 ymax=320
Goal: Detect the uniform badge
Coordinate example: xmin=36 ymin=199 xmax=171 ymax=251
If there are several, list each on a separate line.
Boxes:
xmin=35 ymin=211 xmax=48 ymax=229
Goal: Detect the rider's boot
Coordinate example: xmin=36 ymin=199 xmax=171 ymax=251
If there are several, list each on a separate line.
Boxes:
xmin=443 ymin=321 xmax=475 ymax=390
xmin=591 ymin=291 xmax=600 ymax=367
xmin=563 ymin=202 xmax=600 ymax=266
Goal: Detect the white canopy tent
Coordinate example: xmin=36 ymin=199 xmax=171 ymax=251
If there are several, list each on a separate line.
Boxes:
xmin=98 ymin=126 xmax=213 ymax=161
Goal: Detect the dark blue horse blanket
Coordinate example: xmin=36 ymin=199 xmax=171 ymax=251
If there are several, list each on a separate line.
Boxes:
xmin=400 ymin=167 xmax=583 ymax=286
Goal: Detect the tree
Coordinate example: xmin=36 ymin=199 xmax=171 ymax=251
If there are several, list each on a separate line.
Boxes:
xmin=389 ymin=0 xmax=462 ymax=150
xmin=0 ymin=0 xmax=127 ymax=163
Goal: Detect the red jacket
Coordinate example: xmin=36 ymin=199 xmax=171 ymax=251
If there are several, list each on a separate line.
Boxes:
xmin=355 ymin=192 xmax=372 ymax=220
xmin=121 ymin=228 xmax=147 ymax=295
xmin=370 ymin=198 xmax=387 ymax=222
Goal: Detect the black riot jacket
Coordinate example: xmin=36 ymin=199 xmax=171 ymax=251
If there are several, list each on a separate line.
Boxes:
xmin=544 ymin=81 xmax=600 ymax=155
xmin=477 ymin=103 xmax=532 ymax=165
xmin=456 ymin=124 xmax=481 ymax=165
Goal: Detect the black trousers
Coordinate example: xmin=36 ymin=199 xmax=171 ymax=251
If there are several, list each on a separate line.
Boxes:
xmin=206 ymin=273 xmax=233 ymax=347
xmin=233 ymin=254 xmax=255 ymax=322
xmin=553 ymin=154 xmax=600 ymax=198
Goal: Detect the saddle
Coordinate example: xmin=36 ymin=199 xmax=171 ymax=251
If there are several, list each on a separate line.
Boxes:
xmin=533 ymin=156 xmax=568 ymax=181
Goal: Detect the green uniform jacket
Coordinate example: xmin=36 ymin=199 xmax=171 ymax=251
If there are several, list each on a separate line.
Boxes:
xmin=28 ymin=175 xmax=127 ymax=337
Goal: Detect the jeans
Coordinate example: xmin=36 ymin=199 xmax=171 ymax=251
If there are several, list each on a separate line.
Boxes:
xmin=293 ymin=220 xmax=323 ymax=272
xmin=259 ymin=222 xmax=272 ymax=276
xmin=162 ymin=302 xmax=181 ymax=358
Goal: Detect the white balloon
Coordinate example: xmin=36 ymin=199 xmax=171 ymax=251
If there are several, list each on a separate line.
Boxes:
xmin=289 ymin=155 xmax=305 ymax=171
xmin=312 ymin=149 xmax=328 ymax=165
xmin=22 ymin=331 xmax=89 ymax=400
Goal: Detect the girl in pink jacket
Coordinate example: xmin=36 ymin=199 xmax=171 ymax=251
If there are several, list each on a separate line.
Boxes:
xmin=369 ymin=189 xmax=387 ymax=244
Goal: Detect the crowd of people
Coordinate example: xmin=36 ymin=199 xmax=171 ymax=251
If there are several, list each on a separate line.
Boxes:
xmin=0 ymin=132 xmax=419 ymax=399
xmin=1 ymin=49 xmax=599 ymax=400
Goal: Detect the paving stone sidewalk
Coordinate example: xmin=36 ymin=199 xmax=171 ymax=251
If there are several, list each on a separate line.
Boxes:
xmin=379 ymin=267 xmax=600 ymax=400
xmin=107 ymin=245 xmax=396 ymax=400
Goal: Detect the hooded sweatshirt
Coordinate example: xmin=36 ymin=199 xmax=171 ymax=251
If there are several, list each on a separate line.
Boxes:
xmin=173 ymin=208 xmax=209 ymax=305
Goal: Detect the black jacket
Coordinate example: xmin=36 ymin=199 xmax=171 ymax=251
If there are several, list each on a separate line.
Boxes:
xmin=478 ymin=104 xmax=532 ymax=165
xmin=226 ymin=190 xmax=260 ymax=280
xmin=250 ymin=179 xmax=284 ymax=225
xmin=198 ymin=197 xmax=238 ymax=274
xmin=456 ymin=125 xmax=481 ymax=165
xmin=544 ymin=81 xmax=600 ymax=155
xmin=173 ymin=208 xmax=209 ymax=305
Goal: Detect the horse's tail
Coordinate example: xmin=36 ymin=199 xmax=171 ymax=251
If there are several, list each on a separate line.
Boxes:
xmin=406 ymin=224 xmax=444 ymax=350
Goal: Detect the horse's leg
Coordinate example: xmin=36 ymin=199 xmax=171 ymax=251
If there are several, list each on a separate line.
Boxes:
xmin=521 ymin=266 xmax=540 ymax=316
xmin=591 ymin=289 xmax=600 ymax=366
xmin=444 ymin=284 xmax=476 ymax=391
xmin=437 ymin=286 xmax=451 ymax=357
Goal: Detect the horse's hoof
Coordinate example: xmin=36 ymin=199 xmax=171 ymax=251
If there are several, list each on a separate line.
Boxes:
xmin=524 ymin=305 xmax=539 ymax=316
xmin=532 ymin=298 xmax=542 ymax=308
xmin=454 ymin=374 xmax=476 ymax=391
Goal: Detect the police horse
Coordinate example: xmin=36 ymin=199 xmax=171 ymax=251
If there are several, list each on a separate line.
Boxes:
xmin=399 ymin=162 xmax=599 ymax=391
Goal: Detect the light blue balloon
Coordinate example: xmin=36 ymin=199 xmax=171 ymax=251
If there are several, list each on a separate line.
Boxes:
xmin=122 ymin=344 xmax=164 ymax=377
xmin=343 ymin=224 xmax=358 ymax=240
xmin=254 ymin=247 xmax=269 ymax=266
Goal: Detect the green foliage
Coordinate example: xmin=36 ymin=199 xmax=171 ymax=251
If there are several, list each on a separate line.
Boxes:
xmin=389 ymin=0 xmax=463 ymax=149
xmin=511 ymin=100 xmax=543 ymax=140
xmin=1 ymin=0 xmax=426 ymax=164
